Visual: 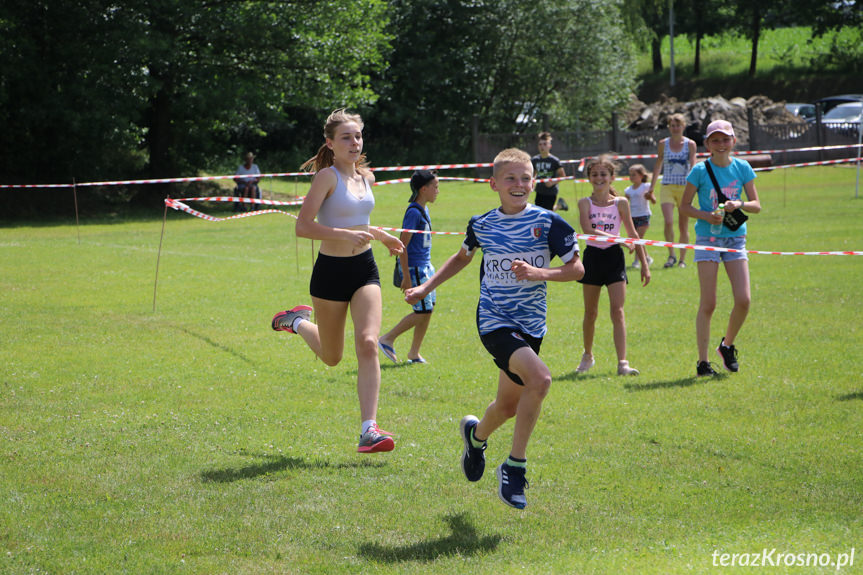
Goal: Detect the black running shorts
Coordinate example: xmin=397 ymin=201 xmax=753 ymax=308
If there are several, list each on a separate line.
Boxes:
xmin=578 ymin=244 xmax=628 ymax=286
xmin=309 ymin=249 xmax=380 ymax=302
xmin=479 ymin=328 xmax=543 ymax=386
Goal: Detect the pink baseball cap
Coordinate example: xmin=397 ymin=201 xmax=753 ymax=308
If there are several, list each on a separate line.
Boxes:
xmin=705 ymin=120 xmax=735 ymax=139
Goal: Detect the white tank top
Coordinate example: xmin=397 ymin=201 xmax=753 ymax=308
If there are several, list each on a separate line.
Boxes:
xmin=662 ymin=138 xmax=692 ymax=186
xmin=316 ymin=167 xmax=375 ymax=228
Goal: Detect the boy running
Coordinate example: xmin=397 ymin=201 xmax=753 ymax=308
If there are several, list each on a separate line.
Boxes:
xmin=406 ymin=148 xmax=584 ymax=509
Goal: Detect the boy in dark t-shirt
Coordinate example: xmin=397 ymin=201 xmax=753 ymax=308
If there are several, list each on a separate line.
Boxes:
xmin=531 ymin=132 xmax=567 ymax=211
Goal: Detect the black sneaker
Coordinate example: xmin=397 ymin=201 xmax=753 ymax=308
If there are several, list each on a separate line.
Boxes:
xmin=716 ymin=338 xmax=739 ymax=372
xmin=696 ymin=361 xmax=719 ymax=377
xmin=496 ymin=462 xmax=529 ymax=509
xmin=459 ymin=415 xmax=486 ymax=482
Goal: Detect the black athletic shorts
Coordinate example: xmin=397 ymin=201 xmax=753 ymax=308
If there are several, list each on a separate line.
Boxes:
xmin=578 ymin=244 xmax=628 ymax=286
xmin=309 ymin=249 xmax=380 ymax=302
xmin=479 ymin=328 xmax=543 ymax=386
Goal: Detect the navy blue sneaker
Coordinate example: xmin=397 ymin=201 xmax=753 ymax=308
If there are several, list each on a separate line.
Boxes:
xmin=459 ymin=415 xmax=486 ymax=482
xmin=496 ymin=462 xmax=529 ymax=509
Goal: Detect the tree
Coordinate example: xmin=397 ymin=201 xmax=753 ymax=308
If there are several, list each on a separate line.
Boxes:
xmin=116 ymin=0 xmax=391 ymax=204
xmin=623 ymin=0 xmax=668 ymax=73
xmin=0 ymin=0 xmax=391 ymax=210
xmin=368 ymin=0 xmax=637 ymax=164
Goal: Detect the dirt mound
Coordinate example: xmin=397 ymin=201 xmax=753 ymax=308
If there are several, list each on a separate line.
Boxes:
xmin=624 ymin=94 xmax=805 ymax=147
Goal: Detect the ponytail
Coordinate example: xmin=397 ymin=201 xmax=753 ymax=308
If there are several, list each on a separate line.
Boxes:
xmin=300 ymin=144 xmax=334 ymax=173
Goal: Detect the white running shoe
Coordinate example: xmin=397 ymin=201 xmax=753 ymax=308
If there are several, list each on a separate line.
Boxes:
xmin=576 ymin=353 xmax=595 ymax=374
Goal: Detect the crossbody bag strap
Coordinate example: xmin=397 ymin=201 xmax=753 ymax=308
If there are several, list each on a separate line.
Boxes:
xmin=704 ymin=161 xmax=730 ymax=204
xmin=407 ymin=204 xmax=431 ymax=230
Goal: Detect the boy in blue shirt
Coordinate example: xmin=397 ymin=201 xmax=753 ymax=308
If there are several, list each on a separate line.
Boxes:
xmin=379 ymin=170 xmax=439 ymax=364
xmin=406 ymin=149 xmax=584 ymax=509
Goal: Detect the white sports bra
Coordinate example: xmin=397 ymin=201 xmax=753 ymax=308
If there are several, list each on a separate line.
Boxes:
xmin=316 ymin=167 xmax=375 ymax=228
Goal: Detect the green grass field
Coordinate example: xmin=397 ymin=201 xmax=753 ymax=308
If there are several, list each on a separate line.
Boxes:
xmin=2 ymin=165 xmax=863 ymax=574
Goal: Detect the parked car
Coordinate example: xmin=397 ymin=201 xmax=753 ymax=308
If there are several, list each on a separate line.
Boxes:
xmin=821 ymin=102 xmax=862 ymax=138
xmin=813 ymin=94 xmax=863 ymax=115
xmin=785 ymin=102 xmax=816 ymax=122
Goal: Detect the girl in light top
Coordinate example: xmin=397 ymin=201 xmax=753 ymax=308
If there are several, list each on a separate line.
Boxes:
xmin=576 ymin=155 xmax=651 ymax=376
xmin=624 ymin=163 xmax=655 ymax=269
xmin=271 ymin=109 xmax=404 ymax=453
xmin=647 ymin=113 xmax=697 ymax=269
xmin=680 ymin=119 xmax=761 ymax=377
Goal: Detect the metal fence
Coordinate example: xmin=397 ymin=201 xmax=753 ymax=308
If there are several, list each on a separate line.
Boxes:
xmin=474 ymin=117 xmax=861 ymax=174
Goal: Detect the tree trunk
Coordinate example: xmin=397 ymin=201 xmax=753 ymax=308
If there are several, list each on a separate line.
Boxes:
xmin=147 ymin=86 xmax=174 ymax=178
xmin=138 ymin=77 xmax=176 ymax=206
xmin=694 ymin=32 xmax=702 ymax=76
xmin=693 ymin=2 xmax=703 ymax=76
xmin=749 ymin=7 xmax=761 ymax=77
xmin=652 ymin=37 xmax=663 ymax=73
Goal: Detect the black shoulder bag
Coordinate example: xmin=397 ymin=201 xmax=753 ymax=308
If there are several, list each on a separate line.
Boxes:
xmin=704 ymin=161 xmax=748 ymax=232
xmin=393 ymin=205 xmax=431 ymax=287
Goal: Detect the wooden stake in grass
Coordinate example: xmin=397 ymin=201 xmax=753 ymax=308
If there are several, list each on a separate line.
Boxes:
xmin=153 ymin=197 xmax=169 ymax=313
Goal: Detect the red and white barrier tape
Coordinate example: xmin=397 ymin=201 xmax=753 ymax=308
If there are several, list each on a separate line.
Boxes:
xmin=5 ymin=144 xmax=860 ymax=189
xmin=575 ymin=234 xmax=863 ymax=256
xmin=173 ymin=196 xmax=305 ymax=206
xmin=562 ymin=143 xmax=863 ymax=163
xmin=166 ymin=198 xmax=863 ymax=255
xmin=165 ymin=198 xmax=298 ymax=222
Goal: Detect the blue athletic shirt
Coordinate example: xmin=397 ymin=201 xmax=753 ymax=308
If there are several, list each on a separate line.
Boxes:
xmin=686 ymin=157 xmax=756 ymax=238
xmin=402 ymin=202 xmax=432 ymax=267
xmin=462 ymin=204 xmax=579 ymax=338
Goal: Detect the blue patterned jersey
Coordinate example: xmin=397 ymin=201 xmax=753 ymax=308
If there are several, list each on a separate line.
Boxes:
xmin=463 ymin=204 xmax=579 ymax=337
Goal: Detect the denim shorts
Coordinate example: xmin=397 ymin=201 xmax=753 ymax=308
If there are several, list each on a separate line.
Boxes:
xmin=632 ymin=215 xmax=650 ymax=229
xmin=693 ymin=235 xmax=748 ymax=263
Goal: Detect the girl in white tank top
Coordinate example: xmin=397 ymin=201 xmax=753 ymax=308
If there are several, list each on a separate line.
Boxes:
xmin=271 ymin=109 xmax=404 ymax=454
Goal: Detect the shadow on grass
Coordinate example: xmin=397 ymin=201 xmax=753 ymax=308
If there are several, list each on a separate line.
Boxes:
xmin=623 ymin=375 xmax=723 ymax=392
xmin=200 ymin=454 xmax=385 ymax=483
xmin=357 ymin=512 xmax=501 ymax=563
xmin=836 ymin=391 xmax=863 ymax=401
xmin=556 ymin=370 xmax=600 ymax=382
xmin=169 ymin=324 xmax=254 ymax=365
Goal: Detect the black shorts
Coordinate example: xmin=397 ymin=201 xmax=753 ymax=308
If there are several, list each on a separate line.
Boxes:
xmin=309 ymin=250 xmax=380 ymax=302
xmin=578 ymin=244 xmax=627 ymax=286
xmin=534 ymin=193 xmax=558 ymax=211
xmin=479 ymin=328 xmax=543 ymax=386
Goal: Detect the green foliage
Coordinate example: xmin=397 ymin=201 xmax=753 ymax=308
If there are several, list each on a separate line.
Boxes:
xmin=1 ymin=166 xmax=862 ymax=573
xmin=368 ymin=0 xmax=637 ymax=164
xmin=0 ymin=0 xmax=391 ymax=209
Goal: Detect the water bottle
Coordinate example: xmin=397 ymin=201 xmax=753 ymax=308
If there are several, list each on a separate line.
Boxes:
xmin=710 ymin=203 xmax=725 ymax=236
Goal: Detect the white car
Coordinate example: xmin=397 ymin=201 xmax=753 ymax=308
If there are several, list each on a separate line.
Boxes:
xmin=821 ymin=102 xmax=862 ymax=137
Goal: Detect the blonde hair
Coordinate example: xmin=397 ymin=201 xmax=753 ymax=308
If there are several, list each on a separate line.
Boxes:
xmin=300 ymin=108 xmax=370 ymax=176
xmin=667 ymin=113 xmax=686 ymax=126
xmin=585 ymin=154 xmax=620 ymax=196
xmin=629 ymin=163 xmax=650 ymax=183
xmin=493 ymin=148 xmax=532 ymax=177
